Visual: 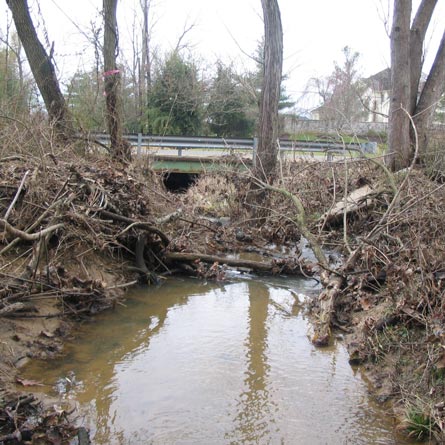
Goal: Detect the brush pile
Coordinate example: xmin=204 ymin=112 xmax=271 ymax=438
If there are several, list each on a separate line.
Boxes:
xmin=0 ymin=154 xmax=174 ymax=319
xmin=1 ymin=116 xmax=445 ymax=442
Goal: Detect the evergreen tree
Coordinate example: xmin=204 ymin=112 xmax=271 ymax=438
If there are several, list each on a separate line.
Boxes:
xmin=207 ymin=63 xmax=255 ymax=137
xmin=65 ymin=70 xmax=105 ymax=131
xmin=147 ymin=52 xmax=204 ymax=135
xmin=0 ymin=44 xmax=29 ymax=114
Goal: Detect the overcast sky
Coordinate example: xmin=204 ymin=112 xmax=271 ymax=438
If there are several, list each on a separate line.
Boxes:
xmin=2 ymin=0 xmax=445 ymax=112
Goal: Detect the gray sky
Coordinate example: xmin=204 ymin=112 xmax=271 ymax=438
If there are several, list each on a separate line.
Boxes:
xmin=2 ymin=0 xmax=445 ymax=112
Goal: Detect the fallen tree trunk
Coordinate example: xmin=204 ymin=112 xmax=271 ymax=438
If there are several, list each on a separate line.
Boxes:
xmin=164 ymin=252 xmax=309 ymax=276
xmin=311 ymin=272 xmax=344 ymax=346
xmin=311 ymin=172 xmax=398 ymax=346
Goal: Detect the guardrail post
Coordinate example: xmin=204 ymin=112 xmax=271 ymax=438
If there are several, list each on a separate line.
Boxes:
xmin=137 ymin=133 xmax=142 ymax=158
xmin=253 ymin=137 xmax=258 ymax=168
xmin=178 ymin=147 xmax=183 ymax=157
xmin=279 ymin=140 xmax=285 ymax=161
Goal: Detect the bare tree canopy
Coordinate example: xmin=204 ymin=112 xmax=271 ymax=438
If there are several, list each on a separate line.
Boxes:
xmin=310 ymin=46 xmax=366 ymax=127
xmin=255 ymin=0 xmax=283 ymax=182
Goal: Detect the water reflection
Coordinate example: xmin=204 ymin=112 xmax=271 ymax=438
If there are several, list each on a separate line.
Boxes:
xmin=227 ymin=282 xmax=277 ymax=444
xmin=22 ymin=277 xmax=413 ymax=445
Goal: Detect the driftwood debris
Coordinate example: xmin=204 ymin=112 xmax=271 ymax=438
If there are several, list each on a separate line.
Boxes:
xmin=0 ymin=219 xmax=65 ymax=242
xmin=165 ymin=251 xmax=309 ymax=276
xmin=320 ymin=185 xmax=379 ymax=226
xmin=311 ymin=272 xmax=344 ymax=346
xmin=0 ymin=302 xmax=25 ymax=317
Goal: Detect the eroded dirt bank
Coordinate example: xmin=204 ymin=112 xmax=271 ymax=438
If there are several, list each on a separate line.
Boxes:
xmin=1 ymin=145 xmax=445 ymax=443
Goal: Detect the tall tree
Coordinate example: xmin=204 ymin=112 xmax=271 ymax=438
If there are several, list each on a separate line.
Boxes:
xmin=255 ymin=0 xmax=283 ymax=181
xmin=66 ymin=69 xmax=105 ymax=132
xmin=123 ymin=0 xmax=152 ymax=132
xmin=207 ymin=62 xmax=256 ymax=137
xmin=140 ymin=0 xmax=151 ymax=98
xmin=413 ymin=31 xmax=445 ymax=156
xmin=6 ymin=0 xmax=74 ymax=138
xmin=389 ymin=0 xmax=445 ymax=169
xmin=311 ymin=47 xmax=366 ymax=127
xmin=0 ymin=45 xmax=28 ymax=114
xmin=147 ymin=51 xmax=204 ymax=135
xmin=103 ymin=0 xmax=131 ymax=161
xmin=242 ymin=39 xmax=294 ymax=136
xmin=388 ymin=0 xmax=412 ymax=169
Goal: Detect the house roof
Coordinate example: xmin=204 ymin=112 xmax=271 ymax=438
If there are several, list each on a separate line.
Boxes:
xmin=365 ymin=68 xmax=391 ymax=91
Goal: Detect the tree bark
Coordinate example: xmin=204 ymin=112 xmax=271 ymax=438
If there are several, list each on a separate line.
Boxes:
xmin=165 ymin=252 xmax=309 ymax=275
xmin=388 ymin=0 xmax=412 ymax=170
xmin=6 ymin=0 xmax=74 ymax=138
xmin=141 ymin=0 xmax=151 ymax=95
xmin=413 ymin=30 xmax=445 ymax=155
xmin=103 ymin=0 xmax=131 ymax=162
xmin=255 ymin=0 xmax=283 ymax=182
xmin=409 ymin=0 xmax=438 ymax=115
xmin=389 ymin=0 xmax=445 ymax=166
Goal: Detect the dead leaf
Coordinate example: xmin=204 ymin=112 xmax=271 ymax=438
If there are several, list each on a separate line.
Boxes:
xmin=436 ymin=353 xmax=445 ymax=370
xmin=359 ymin=296 xmax=372 ymax=310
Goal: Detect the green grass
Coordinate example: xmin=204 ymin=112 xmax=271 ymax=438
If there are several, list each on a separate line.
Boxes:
xmin=289 ymin=132 xmax=368 ymax=144
xmin=405 ymin=409 xmax=433 ymax=441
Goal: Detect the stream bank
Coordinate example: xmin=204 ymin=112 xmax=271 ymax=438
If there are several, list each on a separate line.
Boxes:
xmin=1 ymin=144 xmax=444 ymax=443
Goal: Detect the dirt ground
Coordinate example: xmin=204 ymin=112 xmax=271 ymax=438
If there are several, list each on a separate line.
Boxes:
xmin=1 ymin=140 xmax=445 ymax=443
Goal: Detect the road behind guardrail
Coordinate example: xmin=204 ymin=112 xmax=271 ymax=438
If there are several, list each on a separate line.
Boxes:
xmin=88 ymin=133 xmax=376 ymax=161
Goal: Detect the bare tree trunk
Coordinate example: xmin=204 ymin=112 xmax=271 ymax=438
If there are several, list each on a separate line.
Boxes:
xmin=413 ymin=30 xmax=445 ymax=155
xmin=103 ymin=0 xmax=131 ymax=162
xmin=255 ymin=0 xmax=283 ymax=182
xmin=6 ymin=0 xmax=74 ymax=138
xmin=3 ymin=15 xmax=10 ymax=101
xmin=409 ymin=0 xmax=437 ymax=115
xmin=388 ymin=0 xmax=412 ymax=170
xmin=141 ymin=0 xmax=151 ymax=95
xmin=389 ymin=0 xmax=445 ymax=167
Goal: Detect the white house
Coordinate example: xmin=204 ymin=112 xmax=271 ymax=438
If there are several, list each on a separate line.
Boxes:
xmin=362 ymin=68 xmax=391 ymax=123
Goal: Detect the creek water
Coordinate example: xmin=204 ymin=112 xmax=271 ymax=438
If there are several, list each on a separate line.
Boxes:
xmin=23 ymin=275 xmax=412 ymax=445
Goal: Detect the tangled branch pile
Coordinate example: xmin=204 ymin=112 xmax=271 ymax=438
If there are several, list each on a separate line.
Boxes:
xmin=0 ymin=153 xmax=173 ymax=319
xmin=1 ymin=121 xmax=444 ymax=442
xmin=308 ymin=164 xmax=445 ymax=441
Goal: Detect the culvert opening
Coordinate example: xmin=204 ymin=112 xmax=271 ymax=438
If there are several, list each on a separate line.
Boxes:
xmin=163 ymin=172 xmax=199 ymax=193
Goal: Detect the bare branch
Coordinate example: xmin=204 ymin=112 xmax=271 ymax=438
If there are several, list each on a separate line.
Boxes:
xmin=0 ymin=220 xmax=64 ymax=242
xmin=174 ymin=21 xmax=196 ymax=53
xmin=4 ymin=170 xmax=29 ymax=221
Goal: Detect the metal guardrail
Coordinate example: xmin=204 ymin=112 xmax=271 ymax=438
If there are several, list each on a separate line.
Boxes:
xmin=89 ymin=133 xmax=377 ymax=159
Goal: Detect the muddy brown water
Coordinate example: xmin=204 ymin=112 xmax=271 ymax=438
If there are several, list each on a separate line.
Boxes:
xmin=22 ymin=275 xmax=414 ymax=445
